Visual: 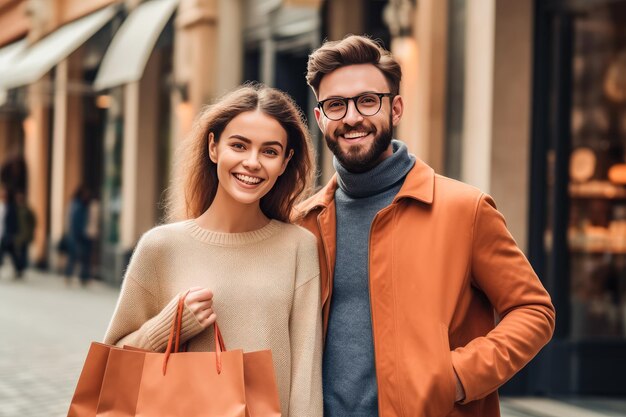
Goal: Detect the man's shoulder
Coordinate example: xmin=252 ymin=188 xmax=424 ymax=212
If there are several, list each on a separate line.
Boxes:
xmin=426 ymin=174 xmax=502 ymax=220
xmin=292 ymin=176 xmax=338 ymax=221
xmin=400 ymin=159 xmax=484 ymax=206
xmin=433 ymin=173 xmax=484 ymax=199
xmin=296 ymin=188 xmax=327 ymax=211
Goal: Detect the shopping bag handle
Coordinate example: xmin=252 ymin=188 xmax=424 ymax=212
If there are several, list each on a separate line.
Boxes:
xmin=163 ymin=291 xmax=227 ymax=375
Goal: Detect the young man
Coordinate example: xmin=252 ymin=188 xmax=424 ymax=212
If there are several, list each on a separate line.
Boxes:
xmin=295 ymin=35 xmax=555 ymax=417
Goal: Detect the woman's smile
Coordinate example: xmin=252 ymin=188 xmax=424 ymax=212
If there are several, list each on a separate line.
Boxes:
xmin=232 ymin=173 xmax=264 ymax=187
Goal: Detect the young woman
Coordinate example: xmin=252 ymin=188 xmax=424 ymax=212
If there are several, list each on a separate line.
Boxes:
xmin=104 ymin=84 xmax=322 ymax=417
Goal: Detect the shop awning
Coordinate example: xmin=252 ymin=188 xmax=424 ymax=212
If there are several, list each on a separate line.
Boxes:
xmin=0 ymin=39 xmax=27 ymax=106
xmin=94 ymin=0 xmax=179 ymax=91
xmin=0 ymin=5 xmax=117 ymax=90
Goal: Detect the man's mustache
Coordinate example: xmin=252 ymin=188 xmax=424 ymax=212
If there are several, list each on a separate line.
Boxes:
xmin=333 ymin=123 xmax=377 ymax=137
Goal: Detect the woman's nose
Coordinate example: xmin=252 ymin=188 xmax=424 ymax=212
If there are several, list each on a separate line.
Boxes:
xmin=242 ymin=153 xmax=261 ymax=170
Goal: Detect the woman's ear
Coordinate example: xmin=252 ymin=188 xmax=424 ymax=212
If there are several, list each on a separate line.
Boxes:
xmin=208 ymin=132 xmax=217 ymax=163
xmin=279 ymin=149 xmax=294 ymax=176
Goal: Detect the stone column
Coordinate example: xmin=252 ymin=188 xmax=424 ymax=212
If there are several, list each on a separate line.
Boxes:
xmin=119 ymin=52 xmax=161 ymax=251
xmin=489 ymin=0 xmax=533 ymax=249
xmin=411 ymin=0 xmax=447 ymax=172
xmin=216 ymin=0 xmax=243 ymax=95
xmin=260 ymin=37 xmax=275 ymax=87
xmin=461 ymin=0 xmax=496 ymax=192
xmin=460 ymin=0 xmax=532 ymax=248
xmin=49 ymin=52 xmax=84 ymax=250
xmin=24 ymin=78 xmax=51 ymax=265
xmin=176 ymin=0 xmax=219 ymax=116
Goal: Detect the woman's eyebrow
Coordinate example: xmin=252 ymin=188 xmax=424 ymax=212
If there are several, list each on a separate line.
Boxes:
xmin=228 ymin=135 xmax=284 ymax=149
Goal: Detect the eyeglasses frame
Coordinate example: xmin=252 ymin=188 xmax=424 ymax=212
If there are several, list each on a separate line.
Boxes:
xmin=317 ymin=92 xmax=395 ymax=121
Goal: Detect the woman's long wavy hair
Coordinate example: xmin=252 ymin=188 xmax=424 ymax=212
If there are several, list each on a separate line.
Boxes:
xmin=166 ymin=83 xmax=315 ymax=223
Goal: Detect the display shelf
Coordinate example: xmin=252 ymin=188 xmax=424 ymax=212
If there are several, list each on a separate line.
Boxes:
xmin=569 ymin=248 xmax=626 ymax=255
xmin=569 ymin=181 xmax=626 ymax=199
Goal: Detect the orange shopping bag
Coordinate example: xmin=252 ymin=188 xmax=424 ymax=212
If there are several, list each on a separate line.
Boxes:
xmin=67 ymin=293 xmax=281 ymax=417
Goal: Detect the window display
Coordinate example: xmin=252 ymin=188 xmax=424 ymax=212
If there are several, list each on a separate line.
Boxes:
xmin=567 ymin=4 xmax=626 ymax=338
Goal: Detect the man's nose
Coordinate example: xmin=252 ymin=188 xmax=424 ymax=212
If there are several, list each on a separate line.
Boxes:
xmin=342 ymin=99 xmax=363 ymax=125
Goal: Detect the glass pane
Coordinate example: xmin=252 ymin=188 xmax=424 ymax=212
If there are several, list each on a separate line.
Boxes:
xmin=569 ymin=4 xmax=626 ymax=339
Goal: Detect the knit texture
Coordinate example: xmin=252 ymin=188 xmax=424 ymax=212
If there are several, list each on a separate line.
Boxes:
xmin=104 ymin=219 xmax=323 ymax=417
xmin=324 ymin=140 xmax=415 ymax=417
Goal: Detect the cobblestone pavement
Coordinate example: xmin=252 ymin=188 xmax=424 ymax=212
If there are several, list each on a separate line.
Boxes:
xmin=1 ymin=266 xmax=625 ymax=417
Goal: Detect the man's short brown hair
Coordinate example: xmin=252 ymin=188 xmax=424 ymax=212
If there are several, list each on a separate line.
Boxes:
xmin=306 ymin=35 xmax=402 ymax=97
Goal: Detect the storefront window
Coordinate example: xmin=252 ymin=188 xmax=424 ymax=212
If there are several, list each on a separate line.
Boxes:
xmin=568 ymin=4 xmax=626 ymax=339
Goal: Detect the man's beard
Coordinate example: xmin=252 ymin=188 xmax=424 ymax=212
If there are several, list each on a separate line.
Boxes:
xmin=325 ymin=120 xmax=393 ymax=174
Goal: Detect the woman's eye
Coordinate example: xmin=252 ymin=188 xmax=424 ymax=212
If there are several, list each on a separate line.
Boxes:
xmin=264 ymin=148 xmax=279 ymax=156
xmin=231 ymin=143 xmax=245 ymax=150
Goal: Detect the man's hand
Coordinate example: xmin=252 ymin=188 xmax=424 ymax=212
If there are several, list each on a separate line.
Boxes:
xmin=185 ymin=287 xmax=216 ymax=329
xmin=454 ymin=368 xmax=466 ymax=403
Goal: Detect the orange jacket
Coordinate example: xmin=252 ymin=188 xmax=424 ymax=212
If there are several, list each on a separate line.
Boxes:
xmin=294 ymin=158 xmax=555 ymax=417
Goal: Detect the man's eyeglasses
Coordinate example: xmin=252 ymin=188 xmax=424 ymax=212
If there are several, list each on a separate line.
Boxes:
xmin=317 ymin=92 xmax=395 ymax=121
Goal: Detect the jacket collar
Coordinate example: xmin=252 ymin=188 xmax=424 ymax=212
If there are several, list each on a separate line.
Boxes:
xmin=295 ymin=156 xmax=435 ymax=218
xmin=294 ymin=175 xmax=338 ymax=218
xmin=393 ymin=157 xmax=435 ymax=205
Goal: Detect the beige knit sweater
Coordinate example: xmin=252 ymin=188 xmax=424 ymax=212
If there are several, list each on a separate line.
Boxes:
xmin=104 ymin=219 xmax=323 ymax=417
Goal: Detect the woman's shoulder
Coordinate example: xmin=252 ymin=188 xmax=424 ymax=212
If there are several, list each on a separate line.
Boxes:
xmin=273 ymin=222 xmax=320 ymax=284
xmin=136 ymin=220 xmax=195 ymax=250
xmin=273 ymin=221 xmax=318 ymax=247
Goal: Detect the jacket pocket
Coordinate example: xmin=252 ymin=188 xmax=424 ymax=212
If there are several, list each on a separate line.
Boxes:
xmin=439 ymin=323 xmax=457 ymax=416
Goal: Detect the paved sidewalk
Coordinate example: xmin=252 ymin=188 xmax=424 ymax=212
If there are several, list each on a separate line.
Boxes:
xmin=501 ymin=397 xmax=626 ymax=417
xmin=0 ymin=266 xmax=625 ymax=417
xmin=0 ymin=267 xmax=119 ymax=417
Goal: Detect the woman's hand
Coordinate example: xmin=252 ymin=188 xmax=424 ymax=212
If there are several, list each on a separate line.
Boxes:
xmin=185 ymin=287 xmax=216 ymax=329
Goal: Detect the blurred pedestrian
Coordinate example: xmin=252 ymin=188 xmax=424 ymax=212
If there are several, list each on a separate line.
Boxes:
xmin=13 ymin=191 xmax=36 ymax=277
xmin=85 ymin=194 xmax=101 ymax=279
xmin=65 ymin=186 xmax=92 ymax=286
xmin=0 ymin=187 xmax=20 ymax=278
xmin=0 ymin=187 xmax=6 ymax=264
xmin=0 ymin=153 xmax=28 ymax=195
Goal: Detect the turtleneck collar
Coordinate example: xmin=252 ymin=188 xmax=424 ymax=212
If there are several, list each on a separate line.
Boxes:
xmin=334 ymin=140 xmax=416 ymax=198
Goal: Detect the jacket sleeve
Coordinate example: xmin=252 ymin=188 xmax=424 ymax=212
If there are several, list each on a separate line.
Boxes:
xmin=103 ymin=234 xmax=204 ymax=351
xmin=451 ymin=193 xmax=556 ymax=403
xmin=288 ymin=236 xmax=323 ymax=417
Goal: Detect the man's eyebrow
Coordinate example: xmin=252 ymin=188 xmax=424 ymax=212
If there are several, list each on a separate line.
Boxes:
xmin=322 ymin=91 xmax=379 ymax=99
xmin=228 ymin=135 xmax=284 ymax=149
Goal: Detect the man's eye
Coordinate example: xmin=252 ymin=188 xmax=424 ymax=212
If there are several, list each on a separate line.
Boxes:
xmin=359 ymin=95 xmax=377 ymax=104
xmin=327 ymin=100 xmax=345 ymax=108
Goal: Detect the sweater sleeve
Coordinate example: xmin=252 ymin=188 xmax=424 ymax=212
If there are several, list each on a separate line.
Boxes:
xmin=288 ymin=235 xmax=323 ymax=417
xmin=103 ymin=231 xmax=204 ymax=351
xmin=451 ymin=194 xmax=556 ymax=402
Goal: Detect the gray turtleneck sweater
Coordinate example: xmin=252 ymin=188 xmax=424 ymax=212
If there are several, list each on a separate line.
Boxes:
xmin=323 ymin=140 xmax=416 ymax=417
